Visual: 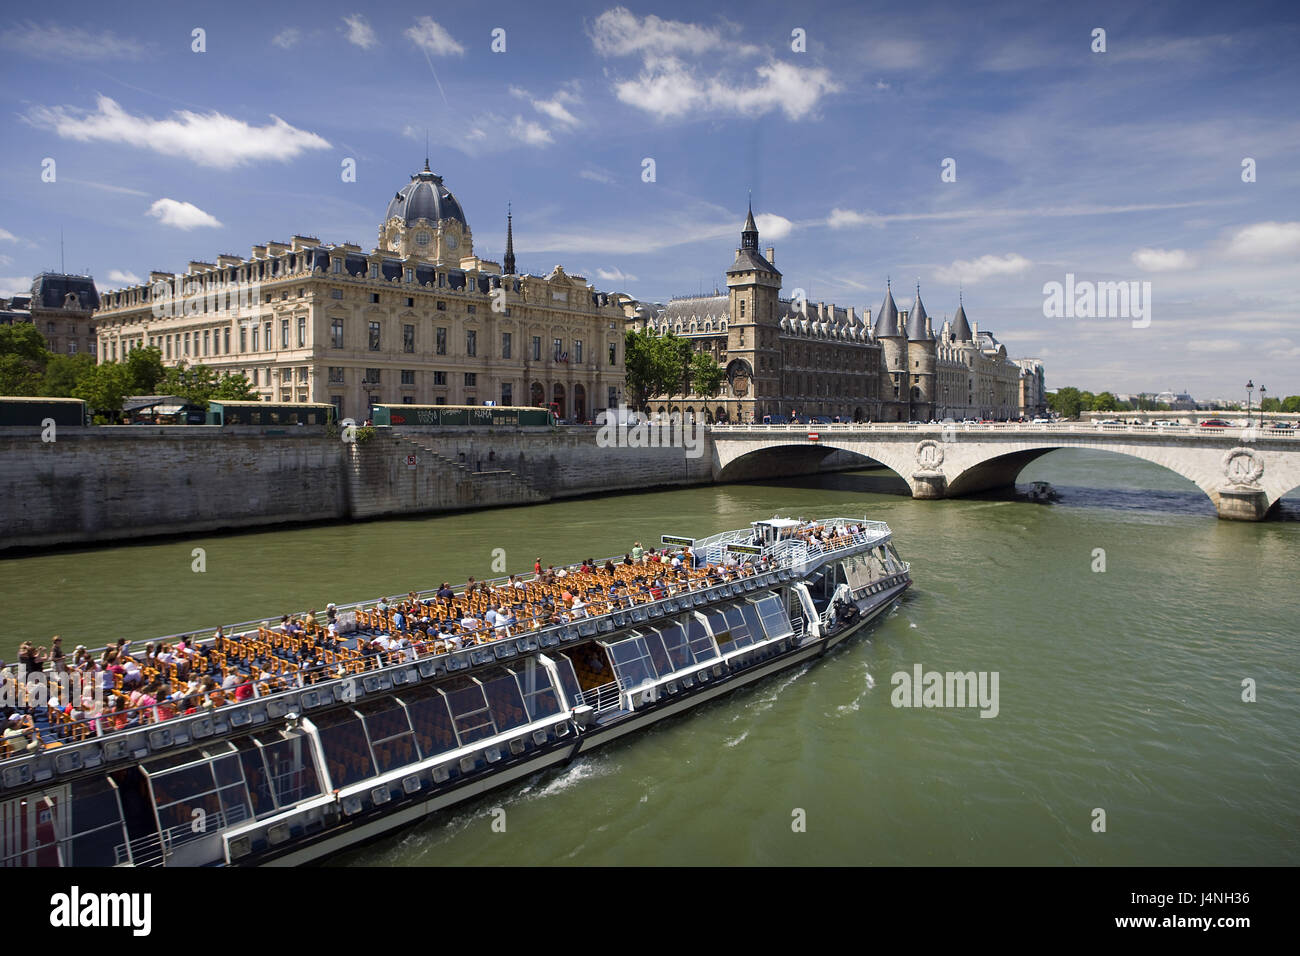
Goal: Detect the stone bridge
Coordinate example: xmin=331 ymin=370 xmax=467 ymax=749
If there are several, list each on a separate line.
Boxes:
xmin=709 ymin=422 xmax=1300 ymax=520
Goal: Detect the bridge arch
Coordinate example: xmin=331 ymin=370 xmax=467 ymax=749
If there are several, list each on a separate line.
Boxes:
xmin=709 ymin=428 xmax=1300 ymax=520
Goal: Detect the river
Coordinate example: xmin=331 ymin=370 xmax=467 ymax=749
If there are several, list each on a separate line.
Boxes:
xmin=3 ymin=449 xmax=1297 ymax=865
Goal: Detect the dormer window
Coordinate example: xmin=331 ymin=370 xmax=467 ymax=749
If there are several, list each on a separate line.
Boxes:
xmin=415 ymin=231 xmax=430 ymax=246
xmin=331 ymin=258 xmax=342 ymax=274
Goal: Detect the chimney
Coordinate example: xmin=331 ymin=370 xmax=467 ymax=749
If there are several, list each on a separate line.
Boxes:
xmin=765 ymin=247 xmax=775 ymax=264
xmin=847 ymin=306 xmax=857 ymax=325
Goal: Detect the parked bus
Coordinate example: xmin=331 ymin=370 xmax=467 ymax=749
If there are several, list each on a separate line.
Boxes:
xmin=0 ymin=396 xmax=88 ymax=427
xmin=370 ymin=403 xmax=555 ymax=427
xmin=207 ymin=400 xmax=336 ymax=426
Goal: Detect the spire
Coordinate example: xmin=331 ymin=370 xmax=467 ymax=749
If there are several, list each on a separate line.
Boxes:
xmin=951 ymin=299 xmax=973 ymax=342
xmin=503 ymin=202 xmax=516 ymax=275
xmin=741 ymin=196 xmax=758 ymax=249
xmin=424 ymin=131 xmax=430 ymax=172
xmin=874 ymin=282 xmax=901 ymax=337
xmin=906 ymin=282 xmax=929 ymax=340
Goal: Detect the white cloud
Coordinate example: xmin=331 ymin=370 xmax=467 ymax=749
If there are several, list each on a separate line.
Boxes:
xmin=589 ymin=7 xmax=757 ymax=57
xmin=0 ymin=228 xmax=18 ymax=243
xmin=596 ymin=268 xmax=638 ymax=284
xmin=342 ymin=14 xmax=378 ymax=50
xmin=827 ymin=208 xmax=872 ymax=229
xmin=25 ymin=95 xmax=331 ymax=169
xmin=106 ymin=269 xmax=141 ymax=286
xmin=0 ymin=277 xmax=32 ymax=297
xmin=509 ymin=116 xmax=553 ymax=147
xmin=405 ymin=16 xmax=463 ymax=56
xmin=1224 ymin=221 xmax=1300 ymax=259
xmin=754 ymin=213 xmax=793 ymax=240
xmin=874 ymin=80 xmax=891 ymax=90
xmin=272 ymin=28 xmax=301 ymax=49
xmin=147 ymin=198 xmax=222 ymax=230
xmin=579 ymin=168 xmax=616 ymax=184
xmin=933 ymin=253 xmax=1031 ymax=284
xmin=510 ymin=84 xmax=582 ymax=128
xmin=825 ymin=200 xmax=1218 ymax=229
xmin=1263 ymin=338 xmax=1300 ymax=359
xmin=1131 ymin=247 xmax=1194 ymax=271
xmin=1185 ymin=339 xmax=1243 ymax=352
xmin=0 ymin=21 xmax=145 ymax=61
xmin=613 ymin=57 xmax=839 ymax=121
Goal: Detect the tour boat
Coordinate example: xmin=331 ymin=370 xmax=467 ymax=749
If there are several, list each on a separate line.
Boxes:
xmin=0 ymin=516 xmax=911 ymax=867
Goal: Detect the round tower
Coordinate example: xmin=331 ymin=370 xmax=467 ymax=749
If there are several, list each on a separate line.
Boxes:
xmin=906 ymin=284 xmax=936 ymax=420
xmin=872 ymin=280 xmax=908 ymax=420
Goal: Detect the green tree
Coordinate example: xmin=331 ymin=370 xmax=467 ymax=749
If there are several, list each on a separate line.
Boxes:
xmin=623 ymin=328 xmax=680 ymax=412
xmin=43 ymin=353 xmax=96 ymax=397
xmin=73 ymin=362 xmax=133 ymax=420
xmin=124 ymin=346 xmax=166 ymax=394
xmin=1048 ymin=387 xmax=1085 ymax=419
xmin=1092 ymin=391 xmax=1120 ymax=411
xmin=0 ymin=323 xmax=51 ymax=395
xmin=1280 ymin=395 xmax=1300 ymax=413
xmin=689 ymin=350 xmax=724 ymax=399
xmin=162 ymin=362 xmax=256 ymax=407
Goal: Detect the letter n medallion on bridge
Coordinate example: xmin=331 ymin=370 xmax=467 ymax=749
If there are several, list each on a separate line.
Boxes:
xmin=912 ymin=439 xmax=948 ymax=499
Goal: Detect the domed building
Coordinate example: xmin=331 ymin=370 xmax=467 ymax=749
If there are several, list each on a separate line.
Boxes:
xmin=92 ymin=162 xmax=629 ymax=421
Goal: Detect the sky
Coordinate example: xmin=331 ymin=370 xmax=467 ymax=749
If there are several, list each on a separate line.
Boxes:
xmin=1 ymin=0 xmax=1297 ymax=399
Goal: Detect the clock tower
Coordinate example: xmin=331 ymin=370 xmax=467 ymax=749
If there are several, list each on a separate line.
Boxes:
xmin=725 ymin=203 xmax=782 ymax=422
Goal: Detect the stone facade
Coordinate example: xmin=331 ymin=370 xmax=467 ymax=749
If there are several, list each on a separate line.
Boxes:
xmin=0 ymin=273 xmax=100 ymax=357
xmin=91 ymin=164 xmax=626 ymax=422
xmin=626 ymin=210 xmax=1039 ymax=422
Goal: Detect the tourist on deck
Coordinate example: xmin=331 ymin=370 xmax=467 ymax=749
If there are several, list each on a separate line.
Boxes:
xmin=48 ymin=636 xmax=66 ymax=673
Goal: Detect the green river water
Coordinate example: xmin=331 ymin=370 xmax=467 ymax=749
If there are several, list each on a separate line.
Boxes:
xmin=2 ymin=449 xmax=1297 ymax=866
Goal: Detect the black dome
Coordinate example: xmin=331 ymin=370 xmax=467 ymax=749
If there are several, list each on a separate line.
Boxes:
xmin=385 ymin=164 xmax=467 ymax=228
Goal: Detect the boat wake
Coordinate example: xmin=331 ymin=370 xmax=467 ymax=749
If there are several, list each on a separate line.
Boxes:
xmin=833 ymin=664 xmax=876 ymax=716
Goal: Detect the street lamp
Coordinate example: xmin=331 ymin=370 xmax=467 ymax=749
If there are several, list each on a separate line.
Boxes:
xmin=1245 ymin=379 xmax=1254 ymax=426
xmin=1260 ymin=385 xmax=1267 ymax=423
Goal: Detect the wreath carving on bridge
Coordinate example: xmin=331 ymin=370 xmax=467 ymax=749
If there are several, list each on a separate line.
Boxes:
xmin=914 ymin=439 xmax=945 ymax=471
xmin=1221 ymin=446 xmax=1264 ymax=487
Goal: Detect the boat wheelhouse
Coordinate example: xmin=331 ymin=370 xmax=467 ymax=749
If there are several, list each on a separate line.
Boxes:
xmin=0 ymin=516 xmax=911 ymax=867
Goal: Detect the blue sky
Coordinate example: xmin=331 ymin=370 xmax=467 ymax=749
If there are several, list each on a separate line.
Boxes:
xmin=2 ymin=0 xmax=1297 ymax=398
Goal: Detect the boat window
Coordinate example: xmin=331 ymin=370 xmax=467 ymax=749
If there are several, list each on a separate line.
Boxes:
xmin=550 ymin=656 xmax=584 ymax=708
xmin=753 ymin=594 xmax=794 ymax=639
xmin=313 ymin=708 xmax=377 ymax=788
xmin=358 ymin=698 xmax=419 ymax=774
xmin=52 ymin=776 xmax=128 ymax=867
xmin=237 ymin=739 xmax=277 ymax=817
xmin=722 ymin=605 xmax=756 ymax=649
xmin=605 ymin=635 xmax=658 ymax=689
xmin=656 ymin=621 xmax=693 ymax=669
xmin=511 ymin=661 xmax=561 ymax=720
xmin=479 ymin=666 xmax=530 ymax=732
xmin=143 ymin=745 xmax=252 ymax=844
xmin=684 ymin=614 xmax=718 ymax=662
xmin=703 ymin=608 xmax=733 ymax=651
xmin=257 ymin=734 xmax=322 ymax=809
xmin=399 ymin=685 xmax=458 ymax=759
xmin=440 ymin=676 xmax=497 ymax=745
xmin=639 ymin=628 xmax=675 ymax=674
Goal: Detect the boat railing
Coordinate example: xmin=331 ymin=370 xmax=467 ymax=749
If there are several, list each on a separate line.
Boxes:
xmin=114 ymin=803 xmax=250 ymax=867
xmin=574 ymin=680 xmax=622 ymax=713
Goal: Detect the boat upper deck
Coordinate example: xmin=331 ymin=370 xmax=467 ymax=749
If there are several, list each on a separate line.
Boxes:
xmin=0 ymin=517 xmax=895 ymax=769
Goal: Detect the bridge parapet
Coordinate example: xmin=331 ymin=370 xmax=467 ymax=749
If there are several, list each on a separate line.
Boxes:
xmin=708 ymin=424 xmax=1300 ymax=520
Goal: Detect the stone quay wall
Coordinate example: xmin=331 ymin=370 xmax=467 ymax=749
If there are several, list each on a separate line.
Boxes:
xmin=0 ymin=425 xmax=872 ymax=551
